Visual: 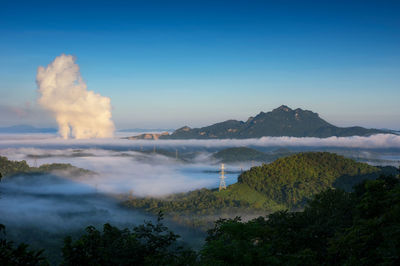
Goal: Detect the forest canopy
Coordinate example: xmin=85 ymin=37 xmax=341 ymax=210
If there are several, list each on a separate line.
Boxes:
xmin=2 ymin=175 xmax=399 ymax=265
xmin=125 ymin=152 xmax=398 ymax=228
xmin=0 ymin=156 xmax=94 ymax=178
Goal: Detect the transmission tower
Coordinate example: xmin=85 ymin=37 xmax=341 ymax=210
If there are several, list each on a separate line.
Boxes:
xmin=33 ymin=155 xmax=38 ymax=168
xmin=219 ymin=163 xmax=226 ymax=191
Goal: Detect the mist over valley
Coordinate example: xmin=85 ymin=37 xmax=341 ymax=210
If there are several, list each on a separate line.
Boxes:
xmin=1 ymin=133 xmax=399 ymax=238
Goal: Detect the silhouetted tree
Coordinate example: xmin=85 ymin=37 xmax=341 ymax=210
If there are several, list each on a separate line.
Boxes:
xmin=0 ymin=224 xmax=48 ymax=265
xmin=201 ymin=176 xmax=400 ymax=265
xmin=61 ymin=212 xmax=197 ymax=266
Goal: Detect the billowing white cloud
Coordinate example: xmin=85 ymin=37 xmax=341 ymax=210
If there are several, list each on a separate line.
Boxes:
xmin=36 ymin=54 xmax=115 ymax=139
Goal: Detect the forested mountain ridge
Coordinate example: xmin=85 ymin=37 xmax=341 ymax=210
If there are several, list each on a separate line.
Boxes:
xmin=213 ymin=147 xmax=293 ymax=163
xmin=199 ymin=175 xmax=400 ymax=265
xmin=160 ymin=105 xmax=388 ymax=139
xmin=0 ymin=156 xmax=94 ymax=178
xmin=126 ymin=152 xmax=397 ymax=228
xmin=237 ymin=152 xmax=382 ymax=206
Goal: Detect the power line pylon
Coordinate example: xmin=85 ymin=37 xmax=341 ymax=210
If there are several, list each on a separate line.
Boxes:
xmin=219 ymin=163 xmax=226 ymax=191
xmin=33 ymin=155 xmax=38 ymax=168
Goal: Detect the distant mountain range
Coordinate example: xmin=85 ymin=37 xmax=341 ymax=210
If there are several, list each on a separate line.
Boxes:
xmin=160 ymin=105 xmax=391 ymax=139
xmin=213 ymin=147 xmax=293 ymax=163
xmin=118 ymin=128 xmax=175 ymax=133
xmin=0 ymin=125 xmax=57 ymax=133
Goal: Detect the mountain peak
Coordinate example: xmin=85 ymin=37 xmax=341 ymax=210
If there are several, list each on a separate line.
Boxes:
xmin=274 ymin=105 xmax=292 ymax=112
xmin=176 ymin=126 xmax=191 ymax=132
xmin=161 ymin=106 xmax=387 ymax=139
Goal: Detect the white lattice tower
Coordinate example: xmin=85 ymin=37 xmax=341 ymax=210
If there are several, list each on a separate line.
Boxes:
xmin=219 ymin=163 xmax=226 ymax=191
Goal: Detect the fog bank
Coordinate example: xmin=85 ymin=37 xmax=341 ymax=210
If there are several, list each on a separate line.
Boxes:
xmin=1 ymin=133 xmax=400 ymax=149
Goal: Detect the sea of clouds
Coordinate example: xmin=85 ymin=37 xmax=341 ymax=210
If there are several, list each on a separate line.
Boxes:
xmin=1 ymin=132 xmax=399 ymax=260
xmin=1 ymin=133 xmax=400 ymax=149
xmin=1 ymin=133 xmax=400 ymax=197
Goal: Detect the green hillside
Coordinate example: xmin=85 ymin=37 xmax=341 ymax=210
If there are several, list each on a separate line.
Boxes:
xmin=238 ymin=152 xmax=381 ymax=207
xmin=213 ymin=147 xmax=270 ymax=162
xmin=213 ymin=147 xmax=293 ymax=163
xmin=200 ymin=176 xmax=400 ymax=265
xmin=126 ymin=152 xmax=394 ymax=228
xmin=0 ymin=156 xmax=94 ymax=178
xmin=126 ymin=183 xmax=285 ymax=229
xmin=161 ymin=105 xmax=388 ymax=139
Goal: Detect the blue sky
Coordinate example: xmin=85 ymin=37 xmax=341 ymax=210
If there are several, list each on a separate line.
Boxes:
xmin=0 ymin=0 xmax=399 ymax=129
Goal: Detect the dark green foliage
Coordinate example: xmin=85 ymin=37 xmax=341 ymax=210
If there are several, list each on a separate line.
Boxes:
xmin=162 ymin=105 xmax=387 ymax=139
xmin=238 ymin=152 xmax=381 ymax=207
xmin=200 ymin=189 xmax=354 ymax=265
xmin=2 ymin=176 xmax=400 ymax=265
xmin=0 ymin=156 xmax=94 ymax=178
xmin=35 ymin=163 xmax=93 ymax=176
xmin=61 ymin=212 xmax=197 ymax=266
xmin=125 ymin=187 xmax=269 ymax=229
xmin=128 ymin=188 xmax=250 ymax=215
xmin=126 ymin=152 xmax=389 ymax=228
xmin=213 ymin=147 xmax=295 ymax=163
xmin=328 ymin=176 xmax=400 ymax=265
xmin=2 ymin=152 xmax=399 ymax=264
xmin=214 ymin=147 xmax=273 ymax=163
xmin=0 ymin=156 xmax=30 ymax=177
xmin=0 ymin=224 xmax=48 ymax=266
xmin=201 ymin=176 xmax=400 ymax=265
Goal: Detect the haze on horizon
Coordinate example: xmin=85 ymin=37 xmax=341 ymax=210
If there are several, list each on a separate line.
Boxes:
xmin=0 ymin=0 xmax=399 ymax=131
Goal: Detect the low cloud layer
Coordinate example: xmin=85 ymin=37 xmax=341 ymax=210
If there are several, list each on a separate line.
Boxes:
xmin=0 ymin=173 xmax=151 ymax=230
xmin=0 ymin=133 xmax=399 ymax=261
xmin=36 ymin=54 xmax=115 ymax=139
xmin=1 ymin=133 xmax=400 ymax=149
xmin=1 ymin=133 xmax=399 ymax=198
xmin=0 ymin=146 xmax=221 ymax=259
xmin=0 ymin=147 xmax=233 ymax=197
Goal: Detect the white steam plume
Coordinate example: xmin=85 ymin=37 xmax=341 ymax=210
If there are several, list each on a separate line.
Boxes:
xmin=36 ymin=54 xmax=115 ymax=139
